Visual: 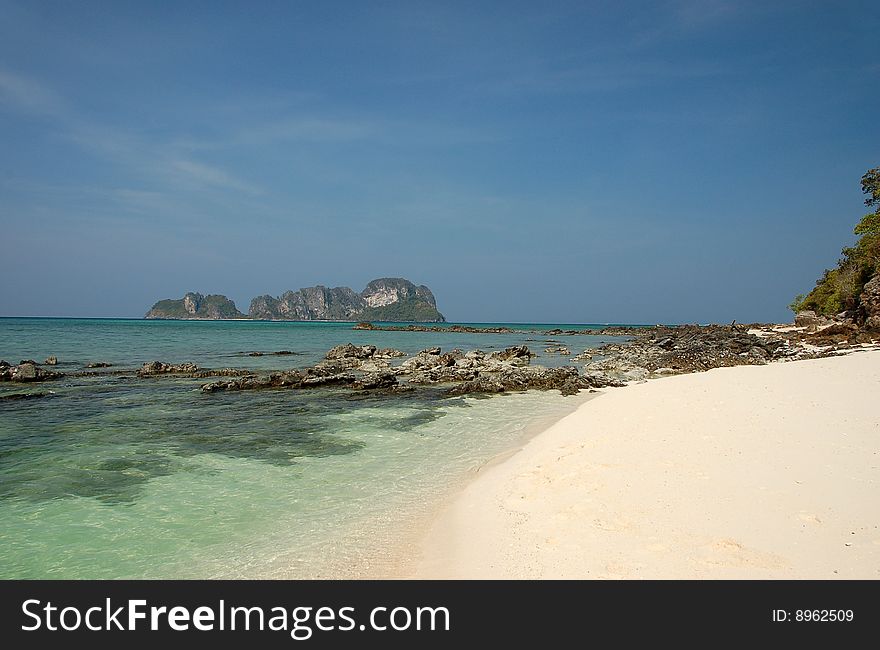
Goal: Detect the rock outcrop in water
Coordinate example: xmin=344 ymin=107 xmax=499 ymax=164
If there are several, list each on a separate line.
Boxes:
xmin=249 ymin=278 xmax=444 ymax=322
xmin=199 ymin=342 xmax=604 ymax=396
xmin=137 ymin=361 xmax=252 ymax=379
xmin=0 ymin=360 xmax=63 ymax=382
xmin=145 ymin=293 xmax=245 ymax=320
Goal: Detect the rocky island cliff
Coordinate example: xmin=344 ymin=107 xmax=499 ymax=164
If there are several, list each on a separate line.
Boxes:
xmin=249 ymin=278 xmax=444 ymax=322
xmin=145 ymin=293 xmax=246 ymax=320
xmin=145 ymin=278 xmax=444 ymax=322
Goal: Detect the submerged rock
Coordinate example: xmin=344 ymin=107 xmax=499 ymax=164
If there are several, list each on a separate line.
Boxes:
xmin=0 ymin=391 xmax=50 ymax=401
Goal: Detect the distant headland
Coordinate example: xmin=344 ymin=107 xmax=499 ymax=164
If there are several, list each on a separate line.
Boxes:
xmin=145 ymin=277 xmax=445 ymax=322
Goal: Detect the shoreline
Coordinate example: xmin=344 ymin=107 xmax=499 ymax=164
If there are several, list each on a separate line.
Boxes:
xmin=348 ymin=391 xmax=598 ymax=579
xmin=410 ymin=349 xmax=880 ymax=579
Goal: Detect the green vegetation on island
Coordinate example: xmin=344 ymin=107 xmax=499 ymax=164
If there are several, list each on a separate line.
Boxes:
xmin=791 ymin=168 xmax=880 ymax=320
xmin=145 ymin=293 xmax=245 ymax=320
xmin=359 ymin=298 xmax=447 ymax=322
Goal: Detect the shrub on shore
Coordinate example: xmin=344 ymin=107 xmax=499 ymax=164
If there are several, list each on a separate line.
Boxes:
xmin=791 ymin=167 xmax=880 ymax=317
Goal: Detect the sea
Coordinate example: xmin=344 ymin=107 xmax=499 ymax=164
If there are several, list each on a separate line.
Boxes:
xmin=0 ymin=318 xmax=626 ymax=578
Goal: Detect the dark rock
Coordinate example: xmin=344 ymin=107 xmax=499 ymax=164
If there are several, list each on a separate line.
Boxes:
xmin=375 ymin=348 xmax=406 ymax=358
xmin=193 ymin=368 xmax=254 ymax=379
xmin=860 ymin=273 xmax=880 ymax=331
xmin=446 ymin=365 xmax=586 ymax=396
xmin=13 ymin=363 xmax=38 ymax=381
xmin=300 ymin=372 xmax=357 ymax=388
xmin=325 ymin=343 xmax=377 ymax=360
xmin=582 ymin=370 xmax=627 ymax=388
xmin=808 ymin=321 xmax=860 ymax=345
xmin=572 ymin=349 xmax=594 ymax=362
xmin=489 ymin=345 xmax=532 ymax=365
xmin=447 ymin=377 xmax=506 ymax=395
xmin=586 ymin=325 xmax=787 ymax=378
xmin=560 ymin=378 xmax=581 ymax=396
xmin=794 ymin=310 xmax=831 ymax=330
xmin=351 ymin=323 xmax=512 ymax=334
xmin=4 ymin=362 xmax=63 ymax=383
xmin=353 ymin=371 xmax=398 ymax=390
xmin=406 ymin=365 xmax=478 ymax=385
xmin=201 ymin=370 xmax=304 ymax=393
xmin=86 ymin=362 xmax=112 ymax=368
xmin=273 ymin=350 xmax=296 ymax=355
xmin=247 ymin=352 xmax=264 ymax=357
xmin=811 ymin=322 xmax=858 ymax=337
xmin=137 ymin=361 xmax=200 ymax=377
xmin=314 ymin=357 xmax=363 ymax=373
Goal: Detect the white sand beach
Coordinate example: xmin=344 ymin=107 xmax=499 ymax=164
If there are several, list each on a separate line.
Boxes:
xmin=414 ymin=349 xmax=880 ymax=579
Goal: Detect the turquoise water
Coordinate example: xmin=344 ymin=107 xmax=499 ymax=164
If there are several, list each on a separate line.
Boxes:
xmin=0 ymin=319 xmax=620 ymax=578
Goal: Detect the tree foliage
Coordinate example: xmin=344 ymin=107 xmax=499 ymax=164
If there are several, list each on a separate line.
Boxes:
xmin=791 ymin=167 xmax=880 ymax=315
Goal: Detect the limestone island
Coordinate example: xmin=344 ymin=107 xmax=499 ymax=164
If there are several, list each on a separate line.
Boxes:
xmin=145 ymin=293 xmax=246 ymax=320
xmin=145 ymin=277 xmax=445 ymax=322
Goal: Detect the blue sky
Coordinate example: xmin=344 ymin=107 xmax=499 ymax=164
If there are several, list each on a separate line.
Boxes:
xmin=1 ymin=0 xmax=877 ymax=323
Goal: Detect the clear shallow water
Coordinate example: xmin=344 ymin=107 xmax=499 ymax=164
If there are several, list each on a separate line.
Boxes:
xmin=0 ymin=319 xmax=621 ymax=578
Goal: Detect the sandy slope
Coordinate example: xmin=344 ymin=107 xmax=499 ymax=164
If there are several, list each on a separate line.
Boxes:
xmin=414 ymin=349 xmax=880 ymax=579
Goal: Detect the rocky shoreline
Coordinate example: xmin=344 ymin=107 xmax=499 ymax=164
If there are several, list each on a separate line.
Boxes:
xmin=3 ymin=321 xmax=877 ymax=400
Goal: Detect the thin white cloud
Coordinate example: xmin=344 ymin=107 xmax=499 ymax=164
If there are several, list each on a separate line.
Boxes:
xmin=487 ymin=57 xmax=728 ymax=96
xmin=0 ymin=67 xmax=66 ymax=117
xmin=171 ymin=159 xmax=262 ymax=195
xmin=671 ymin=0 xmax=739 ymax=30
xmin=0 ymin=67 xmax=265 ymax=197
xmin=239 ymin=116 xmax=376 ymax=144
